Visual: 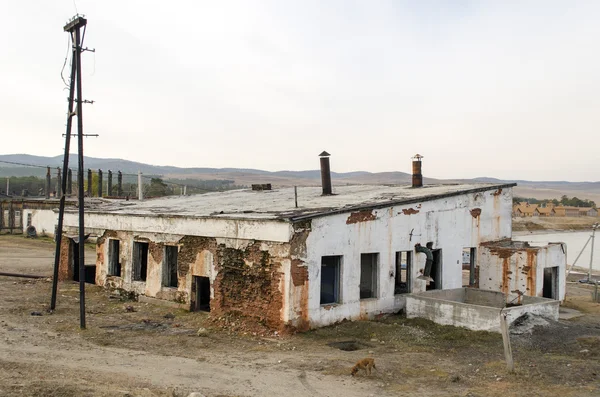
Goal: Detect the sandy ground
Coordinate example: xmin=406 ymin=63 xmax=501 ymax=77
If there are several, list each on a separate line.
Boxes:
xmin=1 ymin=235 xmax=600 ymax=397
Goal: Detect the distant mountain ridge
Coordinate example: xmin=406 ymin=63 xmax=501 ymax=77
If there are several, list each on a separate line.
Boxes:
xmin=2 ymin=154 xmax=600 ymax=203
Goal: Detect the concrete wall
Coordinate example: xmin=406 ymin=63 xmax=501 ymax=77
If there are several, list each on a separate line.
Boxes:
xmin=294 ymin=187 xmax=513 ymax=328
xmin=63 ymin=212 xmax=292 ymax=243
xmin=479 ymin=242 xmax=566 ymax=302
xmin=22 ymin=209 xmax=57 ymax=237
xmin=405 ymin=288 xmax=559 ymax=332
xmin=81 ymin=229 xmax=295 ymax=330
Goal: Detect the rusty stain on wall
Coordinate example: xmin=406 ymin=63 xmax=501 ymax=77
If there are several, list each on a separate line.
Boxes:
xmin=492 ymin=188 xmax=503 ymax=196
xmin=400 ymin=208 xmax=420 ymax=215
xmin=346 ymin=210 xmax=376 ymax=224
xmin=470 ymin=208 xmax=482 ymax=218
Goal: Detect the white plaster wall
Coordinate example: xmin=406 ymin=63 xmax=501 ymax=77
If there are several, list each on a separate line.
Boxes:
xmin=301 ymin=187 xmax=513 ymax=328
xmin=22 ymin=209 xmax=57 ymax=237
xmin=479 ymin=243 xmax=566 ymax=302
xmin=536 ymin=243 xmax=567 ymax=301
xmin=63 ymin=212 xmax=292 ymax=243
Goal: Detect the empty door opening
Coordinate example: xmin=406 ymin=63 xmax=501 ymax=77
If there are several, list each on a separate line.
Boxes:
xmin=71 ymin=240 xmax=96 ymax=284
xmin=133 ymin=242 xmax=149 ymax=282
xmin=543 ymin=267 xmax=558 ymax=299
xmin=462 ymin=248 xmax=477 ymax=287
xmin=72 ymin=241 xmax=80 ymax=282
xmin=395 ymin=251 xmax=412 ymax=294
xmin=192 ymin=276 xmax=210 ymax=312
xmin=427 ymin=249 xmax=442 ymax=291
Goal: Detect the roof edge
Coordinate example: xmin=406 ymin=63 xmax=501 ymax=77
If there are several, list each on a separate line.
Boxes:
xmin=289 ymin=183 xmax=517 ymax=222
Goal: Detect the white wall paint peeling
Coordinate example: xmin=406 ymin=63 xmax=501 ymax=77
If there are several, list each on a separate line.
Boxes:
xmin=301 ymin=187 xmax=513 ymax=328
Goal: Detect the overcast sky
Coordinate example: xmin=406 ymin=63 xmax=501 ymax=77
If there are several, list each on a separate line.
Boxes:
xmin=1 ymin=1 xmax=599 ymax=181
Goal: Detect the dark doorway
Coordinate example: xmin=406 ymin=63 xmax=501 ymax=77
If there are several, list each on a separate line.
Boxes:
xmin=462 ymin=247 xmax=477 ymax=287
xmin=108 ymin=239 xmax=121 ymax=277
xmin=395 ymin=251 xmax=412 ymax=294
xmin=192 ymin=276 xmax=210 ymax=312
xmin=543 ymin=267 xmax=558 ymax=299
xmin=427 ymin=249 xmax=443 ymax=291
xmin=72 ymin=241 xmax=80 ymax=282
xmin=71 ymin=240 xmax=96 ymax=284
xmin=133 ymin=242 xmax=149 ymax=282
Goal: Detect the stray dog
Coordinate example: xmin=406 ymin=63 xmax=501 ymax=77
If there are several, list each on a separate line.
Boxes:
xmin=350 ymin=358 xmax=376 ymax=376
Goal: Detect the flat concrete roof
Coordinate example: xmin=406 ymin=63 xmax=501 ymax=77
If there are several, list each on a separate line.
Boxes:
xmin=79 ymin=183 xmax=515 ymax=222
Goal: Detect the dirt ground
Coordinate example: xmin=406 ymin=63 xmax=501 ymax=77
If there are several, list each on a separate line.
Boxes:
xmin=1 ymin=235 xmax=600 ymax=397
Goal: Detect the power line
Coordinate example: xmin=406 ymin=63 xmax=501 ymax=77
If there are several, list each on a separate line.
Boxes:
xmin=0 ymin=160 xmax=48 ymax=169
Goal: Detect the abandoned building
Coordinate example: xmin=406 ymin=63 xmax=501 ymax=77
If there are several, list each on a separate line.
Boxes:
xmin=57 ymin=155 xmax=566 ymax=331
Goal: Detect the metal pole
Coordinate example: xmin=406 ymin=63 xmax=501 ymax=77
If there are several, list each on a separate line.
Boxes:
xmin=97 ymin=169 xmax=103 ymax=197
xmin=294 ymin=186 xmax=298 ymax=208
xmin=6 ymin=177 xmax=9 ymax=196
xmin=566 ymin=235 xmax=592 ymax=276
xmin=107 ymin=170 xmax=112 ymax=196
xmin=138 ymin=171 xmax=143 ymax=201
xmin=588 ymin=224 xmax=598 ymax=282
xmin=75 ymin=21 xmax=87 ymax=329
xmin=117 ymin=171 xmax=123 ymax=196
xmin=50 ymin=33 xmax=77 ymax=311
xmin=183 ymin=185 xmax=187 ymax=196
xmin=67 ymin=169 xmax=72 ymax=195
xmin=46 ymin=167 xmax=51 ymax=199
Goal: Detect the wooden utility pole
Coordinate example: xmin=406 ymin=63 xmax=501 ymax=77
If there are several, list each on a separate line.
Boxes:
xmin=500 ymin=312 xmax=515 ymax=373
xmin=50 ymin=15 xmax=92 ymax=330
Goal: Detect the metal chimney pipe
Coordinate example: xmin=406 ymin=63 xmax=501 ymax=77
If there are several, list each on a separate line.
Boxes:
xmin=319 ymin=151 xmax=332 ymax=195
xmin=412 ymin=154 xmax=423 ymax=188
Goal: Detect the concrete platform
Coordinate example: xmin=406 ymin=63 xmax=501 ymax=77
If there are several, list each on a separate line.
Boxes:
xmin=405 ymin=288 xmax=560 ymax=333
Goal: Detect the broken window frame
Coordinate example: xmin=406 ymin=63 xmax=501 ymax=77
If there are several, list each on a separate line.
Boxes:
xmin=360 ymin=253 xmax=379 ymax=299
xmin=108 ymin=239 xmax=121 ymax=277
xmin=132 ymin=241 xmax=149 ymax=282
xmin=320 ymin=255 xmax=342 ymax=305
xmin=394 ymin=251 xmax=412 ymax=295
xmin=163 ymin=245 xmax=179 ymax=288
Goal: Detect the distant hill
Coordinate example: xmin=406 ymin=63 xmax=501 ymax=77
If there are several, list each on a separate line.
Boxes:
xmin=2 ymin=153 xmax=600 ymax=202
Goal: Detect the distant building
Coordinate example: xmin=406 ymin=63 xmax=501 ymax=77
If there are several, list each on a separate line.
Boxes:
xmin=536 ymin=207 xmax=556 ymax=217
xmin=579 ymin=207 xmax=598 ymax=217
xmin=512 ymin=203 xmax=539 ymax=217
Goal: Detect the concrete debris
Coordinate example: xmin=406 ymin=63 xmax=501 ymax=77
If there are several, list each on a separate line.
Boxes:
xmin=197 ymin=327 xmax=209 ymax=337
xmin=510 ymin=313 xmax=550 ymax=335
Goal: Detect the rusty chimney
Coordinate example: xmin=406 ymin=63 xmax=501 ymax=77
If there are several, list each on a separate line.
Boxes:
xmin=319 ymin=151 xmax=332 ymax=195
xmin=412 ymin=154 xmax=423 ymax=188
